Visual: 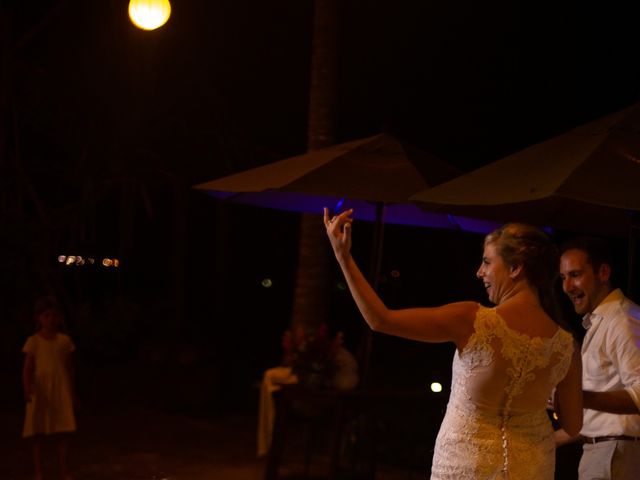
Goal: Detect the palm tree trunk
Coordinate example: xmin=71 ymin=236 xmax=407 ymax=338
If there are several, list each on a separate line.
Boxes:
xmin=290 ymin=0 xmax=338 ymax=331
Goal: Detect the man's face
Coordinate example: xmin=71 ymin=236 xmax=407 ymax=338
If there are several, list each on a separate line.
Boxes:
xmin=559 ymin=248 xmax=611 ymax=315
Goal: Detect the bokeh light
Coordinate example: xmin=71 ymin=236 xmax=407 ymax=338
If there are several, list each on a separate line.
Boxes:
xmin=430 ymin=382 xmax=443 ymax=393
xmin=59 ymin=254 xmax=118 ymax=268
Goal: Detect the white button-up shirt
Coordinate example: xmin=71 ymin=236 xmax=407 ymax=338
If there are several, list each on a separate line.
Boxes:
xmin=580 ymin=288 xmax=640 ymax=437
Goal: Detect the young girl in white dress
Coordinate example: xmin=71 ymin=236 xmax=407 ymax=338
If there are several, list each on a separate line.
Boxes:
xmin=22 ymin=296 xmax=76 ymax=480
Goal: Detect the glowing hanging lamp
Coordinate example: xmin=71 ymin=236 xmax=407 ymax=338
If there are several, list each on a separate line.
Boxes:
xmin=128 ymin=0 xmax=171 ymax=31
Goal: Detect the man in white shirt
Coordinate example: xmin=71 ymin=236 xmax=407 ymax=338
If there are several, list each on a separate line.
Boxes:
xmin=558 ymin=237 xmax=640 ymax=479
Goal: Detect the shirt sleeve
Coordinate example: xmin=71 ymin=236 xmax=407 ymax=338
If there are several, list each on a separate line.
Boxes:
xmin=611 ymin=312 xmax=640 ymax=412
xmin=22 ymin=335 xmax=35 ymax=354
xmin=63 ymin=334 xmax=76 ymax=354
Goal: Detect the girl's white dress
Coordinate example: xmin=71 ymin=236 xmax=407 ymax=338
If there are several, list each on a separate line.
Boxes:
xmin=430 ymin=305 xmax=574 ymax=479
xmin=22 ymin=333 xmax=76 ymax=437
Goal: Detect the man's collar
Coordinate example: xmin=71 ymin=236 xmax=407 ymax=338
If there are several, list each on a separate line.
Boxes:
xmin=582 ymin=288 xmax=623 ymax=329
xmin=582 ymin=313 xmax=596 ymax=330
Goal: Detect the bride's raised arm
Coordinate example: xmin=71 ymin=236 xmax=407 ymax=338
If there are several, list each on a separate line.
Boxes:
xmin=323 ymin=208 xmax=476 ymax=346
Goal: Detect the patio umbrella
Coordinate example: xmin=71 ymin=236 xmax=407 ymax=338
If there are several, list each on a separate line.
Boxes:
xmin=194 ymin=132 xmax=500 ymax=285
xmin=411 ymin=103 xmax=640 ymax=295
xmin=411 ymin=103 xmax=640 ymax=234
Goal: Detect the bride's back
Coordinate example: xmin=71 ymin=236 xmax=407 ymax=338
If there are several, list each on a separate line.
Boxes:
xmin=458 ymin=305 xmax=573 ymax=416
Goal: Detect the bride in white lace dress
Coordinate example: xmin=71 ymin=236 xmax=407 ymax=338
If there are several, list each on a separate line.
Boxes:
xmin=324 ymin=210 xmax=583 ymax=479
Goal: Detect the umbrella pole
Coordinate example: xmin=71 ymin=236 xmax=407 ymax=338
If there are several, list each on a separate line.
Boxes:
xmin=627 ymin=213 xmax=640 ymax=302
xmin=369 ymin=202 xmax=385 ymax=291
xmin=360 ymin=203 xmax=385 ymax=388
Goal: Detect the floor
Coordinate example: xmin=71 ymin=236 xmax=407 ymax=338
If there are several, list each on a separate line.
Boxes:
xmin=0 ymin=396 xmax=427 ymax=480
xmin=0 ymin=362 xmax=580 ymax=480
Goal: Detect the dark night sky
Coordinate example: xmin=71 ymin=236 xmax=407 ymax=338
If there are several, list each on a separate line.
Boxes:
xmin=2 ymin=0 xmax=639 ymax=407
xmin=7 ymin=1 xmax=640 ymax=174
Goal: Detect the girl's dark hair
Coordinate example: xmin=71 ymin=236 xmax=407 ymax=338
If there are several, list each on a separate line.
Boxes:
xmin=485 ymin=223 xmax=562 ymax=322
xmin=34 ymin=295 xmax=61 ymax=316
xmin=32 ymin=295 xmax=68 ymax=333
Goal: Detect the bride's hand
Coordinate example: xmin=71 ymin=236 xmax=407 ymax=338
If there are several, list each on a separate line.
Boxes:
xmin=323 ymin=208 xmax=354 ymax=260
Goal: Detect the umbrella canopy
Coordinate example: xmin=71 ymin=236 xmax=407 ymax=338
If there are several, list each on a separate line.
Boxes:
xmin=411 ymin=103 xmax=640 ymax=237
xmin=194 ymin=133 xmax=499 ymax=233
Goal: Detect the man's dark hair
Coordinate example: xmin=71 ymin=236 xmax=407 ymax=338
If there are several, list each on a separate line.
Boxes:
xmin=560 ymin=236 xmax=614 ymax=276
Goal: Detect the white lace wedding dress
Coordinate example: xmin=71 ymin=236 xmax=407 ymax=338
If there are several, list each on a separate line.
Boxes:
xmin=430 ymin=305 xmax=574 ymax=479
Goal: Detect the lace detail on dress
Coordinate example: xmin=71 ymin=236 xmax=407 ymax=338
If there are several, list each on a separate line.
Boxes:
xmin=549 ymin=338 xmax=573 ymax=387
xmin=430 ymin=305 xmax=574 ymax=480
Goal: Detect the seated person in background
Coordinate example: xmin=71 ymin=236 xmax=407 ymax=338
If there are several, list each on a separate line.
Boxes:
xmin=257 ymin=329 xmax=358 ymax=457
xmin=331 ymin=332 xmax=359 ymax=391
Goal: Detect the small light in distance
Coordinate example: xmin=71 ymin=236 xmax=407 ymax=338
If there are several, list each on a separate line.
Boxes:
xmin=430 ymin=382 xmax=443 ymax=393
xmin=336 ymin=281 xmax=347 ymax=290
xmin=261 ymin=278 xmax=273 ymax=288
xmin=66 ymin=256 xmax=76 ymax=265
xmin=58 ymin=255 xmax=66 ymax=263
xmin=390 ymin=269 xmax=400 ymax=278
xmin=113 ymin=259 xmax=120 ymax=267
xmin=103 ymin=258 xmax=113 ymax=267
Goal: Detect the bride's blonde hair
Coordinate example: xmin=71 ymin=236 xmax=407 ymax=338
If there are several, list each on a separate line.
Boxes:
xmin=485 ymin=223 xmax=560 ymax=318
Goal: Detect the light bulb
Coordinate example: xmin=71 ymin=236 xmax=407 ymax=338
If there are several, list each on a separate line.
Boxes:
xmin=129 ymin=0 xmax=171 ymax=31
